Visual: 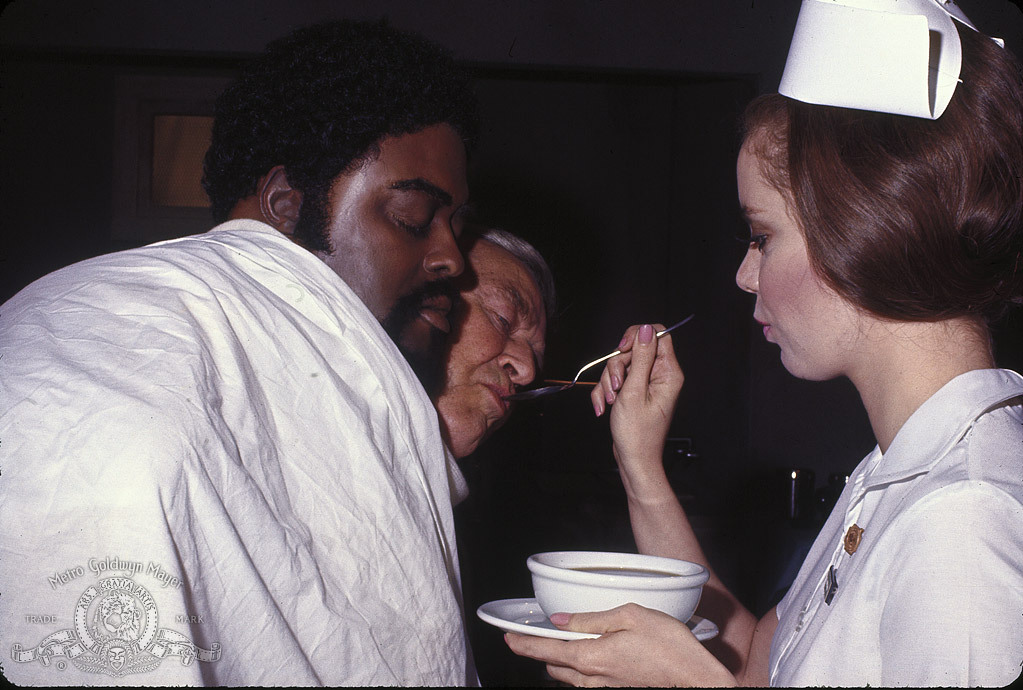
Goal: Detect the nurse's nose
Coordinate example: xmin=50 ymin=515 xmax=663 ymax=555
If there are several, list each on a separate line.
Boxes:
xmin=736 ymin=248 xmax=759 ymax=294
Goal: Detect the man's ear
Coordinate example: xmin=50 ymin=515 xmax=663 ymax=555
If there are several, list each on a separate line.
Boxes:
xmin=258 ymin=165 xmax=303 ymax=237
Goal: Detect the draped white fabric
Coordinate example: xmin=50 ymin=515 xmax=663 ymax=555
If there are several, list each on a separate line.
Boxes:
xmin=0 ymin=219 xmax=475 ymax=686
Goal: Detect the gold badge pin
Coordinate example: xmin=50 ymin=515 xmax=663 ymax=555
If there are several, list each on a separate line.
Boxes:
xmin=844 ymin=524 xmax=864 ymax=555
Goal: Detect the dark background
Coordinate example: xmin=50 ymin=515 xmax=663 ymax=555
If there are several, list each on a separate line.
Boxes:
xmin=3 ymin=1 xmax=1022 ymax=685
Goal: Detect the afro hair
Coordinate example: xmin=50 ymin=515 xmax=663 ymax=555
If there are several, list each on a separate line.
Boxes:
xmin=201 ymin=18 xmax=479 ymax=251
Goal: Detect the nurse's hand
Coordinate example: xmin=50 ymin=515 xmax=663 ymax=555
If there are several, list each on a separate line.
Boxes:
xmin=591 ymin=324 xmax=684 ymax=473
xmin=504 ymin=603 xmax=736 ymax=687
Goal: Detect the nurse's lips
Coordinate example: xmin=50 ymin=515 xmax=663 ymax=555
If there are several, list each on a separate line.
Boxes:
xmin=417 ymin=295 xmax=452 ymax=333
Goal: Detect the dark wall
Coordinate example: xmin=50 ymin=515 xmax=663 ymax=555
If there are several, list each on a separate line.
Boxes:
xmin=459 ymin=70 xmax=760 ymax=684
xmin=2 ymin=57 xmax=116 ymax=301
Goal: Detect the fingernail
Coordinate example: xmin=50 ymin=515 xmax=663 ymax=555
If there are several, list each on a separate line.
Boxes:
xmin=611 ymin=374 xmax=622 ymax=390
xmin=617 ymin=333 xmax=630 ymax=349
xmin=639 ymin=324 xmax=654 ymax=343
xmin=549 ymin=612 xmax=571 ymax=626
xmin=605 ymin=388 xmax=615 ymax=404
xmin=593 ymin=400 xmax=603 ymax=417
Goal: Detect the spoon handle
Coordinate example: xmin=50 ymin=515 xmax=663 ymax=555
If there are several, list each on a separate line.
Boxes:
xmin=655 ymin=313 xmax=696 ymax=338
xmin=571 ymin=314 xmax=694 ymax=383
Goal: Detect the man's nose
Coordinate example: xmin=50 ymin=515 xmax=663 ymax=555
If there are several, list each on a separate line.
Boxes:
xmin=500 ymin=342 xmax=538 ymax=387
xmin=424 ymin=228 xmax=464 ymax=278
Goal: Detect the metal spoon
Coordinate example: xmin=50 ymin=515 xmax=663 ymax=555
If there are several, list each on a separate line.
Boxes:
xmin=503 ymin=314 xmax=695 ymax=401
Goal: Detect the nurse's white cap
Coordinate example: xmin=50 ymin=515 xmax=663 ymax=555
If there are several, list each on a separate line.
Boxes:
xmin=778 ymin=0 xmax=1002 ymax=120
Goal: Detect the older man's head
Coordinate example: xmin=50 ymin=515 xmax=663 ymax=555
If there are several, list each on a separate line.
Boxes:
xmin=434 ymin=229 xmax=554 ymax=458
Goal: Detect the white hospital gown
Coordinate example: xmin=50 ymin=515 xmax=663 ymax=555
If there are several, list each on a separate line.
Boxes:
xmin=0 ymin=219 xmax=475 ymax=686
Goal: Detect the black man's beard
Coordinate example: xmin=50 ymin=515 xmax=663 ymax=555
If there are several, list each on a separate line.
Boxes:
xmin=381 ymin=280 xmax=458 ymax=395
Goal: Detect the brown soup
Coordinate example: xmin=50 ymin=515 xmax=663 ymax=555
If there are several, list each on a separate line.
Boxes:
xmin=570 ymin=566 xmax=680 ymax=577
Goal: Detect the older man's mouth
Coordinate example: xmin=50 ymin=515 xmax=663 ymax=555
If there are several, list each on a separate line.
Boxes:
xmin=486 ymin=384 xmax=512 ymax=415
xmin=417 ymin=294 xmax=453 ymax=334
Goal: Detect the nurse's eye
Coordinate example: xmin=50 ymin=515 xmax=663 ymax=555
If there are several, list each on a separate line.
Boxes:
xmin=736 ymin=233 xmax=768 ymax=252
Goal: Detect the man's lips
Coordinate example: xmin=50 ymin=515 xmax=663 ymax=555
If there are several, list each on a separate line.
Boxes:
xmin=417 ymin=295 xmax=452 ymax=333
xmin=484 ymin=383 xmax=512 ymax=415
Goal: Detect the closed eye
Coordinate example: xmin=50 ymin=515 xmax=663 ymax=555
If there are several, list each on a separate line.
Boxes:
xmin=393 ymin=216 xmax=432 ymax=238
xmin=492 ymin=311 xmax=512 ymax=334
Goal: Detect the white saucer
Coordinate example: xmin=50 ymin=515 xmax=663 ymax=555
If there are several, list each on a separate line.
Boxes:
xmin=477 ymin=597 xmax=719 ymax=642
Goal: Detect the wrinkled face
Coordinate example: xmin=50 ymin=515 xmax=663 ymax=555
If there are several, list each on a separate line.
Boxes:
xmin=434 ymin=240 xmax=546 ymax=458
xmin=734 ymin=139 xmax=868 ymax=381
xmin=315 ymin=123 xmax=470 ymax=361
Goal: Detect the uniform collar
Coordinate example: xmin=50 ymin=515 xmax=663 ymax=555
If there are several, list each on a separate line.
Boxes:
xmin=863 ymin=369 xmax=1023 ymax=489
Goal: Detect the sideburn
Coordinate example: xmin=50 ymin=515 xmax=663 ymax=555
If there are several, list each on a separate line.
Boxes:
xmin=291 ymin=180 xmax=333 ymax=254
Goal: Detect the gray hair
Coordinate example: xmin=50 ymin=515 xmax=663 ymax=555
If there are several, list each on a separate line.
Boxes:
xmin=475 ymin=227 xmax=557 ymax=325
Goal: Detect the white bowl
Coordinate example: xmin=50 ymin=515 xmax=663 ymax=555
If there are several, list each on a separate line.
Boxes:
xmin=528 ymin=551 xmax=708 ymax=621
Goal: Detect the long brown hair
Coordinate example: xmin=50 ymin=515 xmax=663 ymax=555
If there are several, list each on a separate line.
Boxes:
xmin=743 ymin=24 xmax=1023 ymax=325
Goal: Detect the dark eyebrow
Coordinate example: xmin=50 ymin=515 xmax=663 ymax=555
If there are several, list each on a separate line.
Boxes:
xmin=389 ymin=178 xmax=453 ymax=207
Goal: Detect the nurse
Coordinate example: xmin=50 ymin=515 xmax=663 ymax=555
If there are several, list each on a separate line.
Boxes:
xmin=505 ymin=0 xmax=1023 ymax=686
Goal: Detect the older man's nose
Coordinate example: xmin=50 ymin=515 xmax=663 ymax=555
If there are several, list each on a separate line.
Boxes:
xmin=501 ymin=342 xmax=537 ymax=387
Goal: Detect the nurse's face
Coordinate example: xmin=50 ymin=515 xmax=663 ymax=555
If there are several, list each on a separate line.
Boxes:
xmin=734 ymin=138 xmax=869 ymax=382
